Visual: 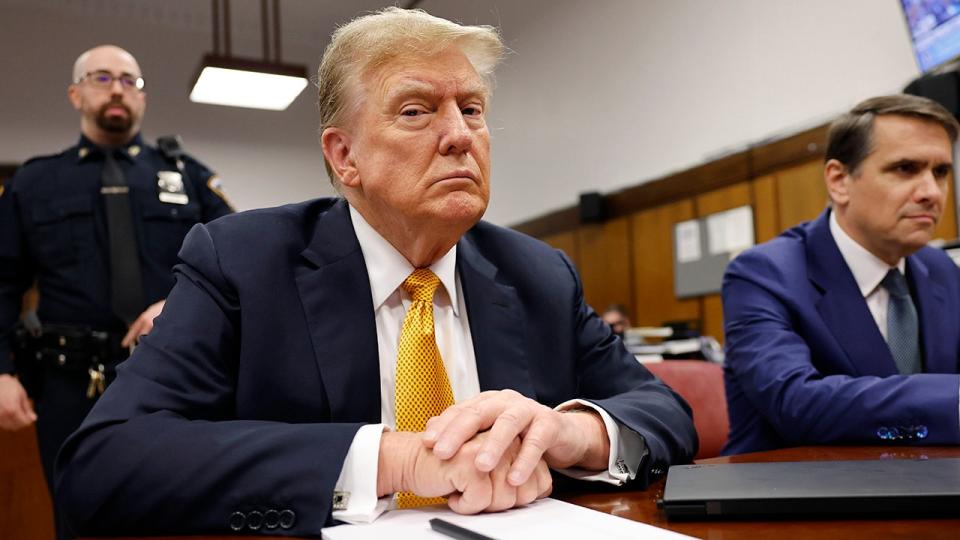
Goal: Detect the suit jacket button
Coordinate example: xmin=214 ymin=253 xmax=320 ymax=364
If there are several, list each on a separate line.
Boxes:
xmin=876 ymin=427 xmax=891 ymax=440
xmin=247 ymin=510 xmax=263 ymax=530
xmin=228 ymin=511 xmax=246 ymax=531
xmin=916 ymin=425 xmax=929 ymax=439
xmin=264 ymin=509 xmax=280 ymax=529
xmin=279 ymin=509 xmax=296 ymax=529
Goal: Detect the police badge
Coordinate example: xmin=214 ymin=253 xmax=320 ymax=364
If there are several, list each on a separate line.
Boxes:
xmin=157 ymin=171 xmax=188 ymax=205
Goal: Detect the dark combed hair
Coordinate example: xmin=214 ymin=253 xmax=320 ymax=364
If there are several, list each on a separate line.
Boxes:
xmin=825 ymin=94 xmax=959 ymax=174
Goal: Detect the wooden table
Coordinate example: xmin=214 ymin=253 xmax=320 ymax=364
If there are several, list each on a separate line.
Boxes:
xmin=81 ymin=446 xmax=960 ymax=540
xmin=561 ymin=445 xmax=960 ymax=540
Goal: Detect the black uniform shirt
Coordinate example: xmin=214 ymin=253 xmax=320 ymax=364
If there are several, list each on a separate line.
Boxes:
xmin=0 ymin=133 xmax=234 ymax=371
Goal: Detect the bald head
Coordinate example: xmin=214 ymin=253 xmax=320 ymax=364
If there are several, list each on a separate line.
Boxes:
xmin=68 ymin=44 xmax=146 ymax=147
xmin=72 ymin=45 xmax=141 ymax=83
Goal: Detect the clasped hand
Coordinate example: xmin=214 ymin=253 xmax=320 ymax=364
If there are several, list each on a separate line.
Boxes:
xmin=379 ymin=389 xmax=609 ymax=514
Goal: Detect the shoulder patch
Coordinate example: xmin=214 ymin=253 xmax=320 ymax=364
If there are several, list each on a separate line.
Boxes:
xmin=207 ymin=175 xmax=236 ymax=212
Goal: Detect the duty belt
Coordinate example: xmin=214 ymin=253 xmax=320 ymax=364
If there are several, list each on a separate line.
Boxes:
xmin=14 ymin=324 xmax=130 ymax=398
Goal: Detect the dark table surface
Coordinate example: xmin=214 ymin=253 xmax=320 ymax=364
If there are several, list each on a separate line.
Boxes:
xmin=82 ymin=445 xmax=960 ymax=540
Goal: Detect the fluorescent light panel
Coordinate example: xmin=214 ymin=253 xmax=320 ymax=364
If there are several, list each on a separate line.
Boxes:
xmin=190 ymin=66 xmax=306 ymax=110
xmin=189 ymin=56 xmax=308 ymax=111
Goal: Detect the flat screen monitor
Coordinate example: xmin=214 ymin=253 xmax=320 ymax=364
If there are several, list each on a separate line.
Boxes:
xmin=901 ymin=0 xmax=960 ymax=72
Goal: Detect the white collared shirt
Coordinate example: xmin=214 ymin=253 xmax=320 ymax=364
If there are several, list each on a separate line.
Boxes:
xmin=829 ymin=211 xmax=905 ymax=339
xmin=332 ymin=204 xmax=640 ymax=523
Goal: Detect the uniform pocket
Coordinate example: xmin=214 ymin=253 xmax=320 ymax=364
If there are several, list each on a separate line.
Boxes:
xmin=30 ymin=195 xmax=94 ymax=266
xmin=140 ymin=203 xmax=201 ymax=268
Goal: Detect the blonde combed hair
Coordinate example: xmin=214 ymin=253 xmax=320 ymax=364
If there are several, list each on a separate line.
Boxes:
xmin=317 ymin=7 xmax=504 ymax=185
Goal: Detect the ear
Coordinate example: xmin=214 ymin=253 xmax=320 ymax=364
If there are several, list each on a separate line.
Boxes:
xmin=321 ymin=127 xmax=360 ymax=187
xmin=67 ymin=84 xmax=82 ymax=111
xmin=824 ymin=159 xmax=852 ymax=208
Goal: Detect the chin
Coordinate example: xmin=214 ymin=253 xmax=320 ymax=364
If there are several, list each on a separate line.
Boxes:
xmin=435 ymin=193 xmax=487 ymax=225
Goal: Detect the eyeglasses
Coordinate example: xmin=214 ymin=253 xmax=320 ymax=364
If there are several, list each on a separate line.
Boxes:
xmin=76 ymin=70 xmax=145 ymax=92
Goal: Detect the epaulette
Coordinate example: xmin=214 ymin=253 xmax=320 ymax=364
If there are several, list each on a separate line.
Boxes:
xmin=19 ymin=150 xmax=66 ymax=169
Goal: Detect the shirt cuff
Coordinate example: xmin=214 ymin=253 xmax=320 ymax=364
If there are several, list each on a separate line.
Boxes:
xmin=331 ymin=424 xmax=392 ymax=524
xmin=552 ymin=399 xmax=647 ymax=486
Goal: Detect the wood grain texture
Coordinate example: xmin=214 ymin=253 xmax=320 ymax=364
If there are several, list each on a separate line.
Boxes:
xmin=751 ymin=174 xmax=779 ymax=243
xmin=775 ymin=159 xmax=828 ymax=231
xmin=0 ymin=426 xmax=54 ymax=540
xmin=694 ymin=184 xmax=752 ymax=343
xmin=576 ymin=217 xmax=633 ymax=317
xmin=559 ymin=446 xmax=960 ymax=540
xmin=630 ymin=200 xmax=699 ymax=327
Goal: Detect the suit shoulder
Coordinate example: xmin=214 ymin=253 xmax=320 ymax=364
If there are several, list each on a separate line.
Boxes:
xmin=726 ymin=223 xmax=809 ymax=281
xmin=914 ymin=245 xmax=960 ymax=276
xmin=204 ymin=198 xmax=337 ymax=247
xmin=468 ymin=221 xmax=560 ymax=256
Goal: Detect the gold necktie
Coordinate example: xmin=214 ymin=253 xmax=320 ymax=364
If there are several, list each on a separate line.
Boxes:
xmin=395 ymin=268 xmax=455 ymax=508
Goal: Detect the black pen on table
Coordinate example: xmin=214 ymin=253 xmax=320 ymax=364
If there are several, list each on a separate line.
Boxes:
xmin=429 ymin=517 xmax=498 ymax=540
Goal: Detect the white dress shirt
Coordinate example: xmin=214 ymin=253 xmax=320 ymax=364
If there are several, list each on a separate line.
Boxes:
xmin=332 ymin=205 xmax=643 ymax=523
xmin=829 ymin=211 xmax=905 ymax=339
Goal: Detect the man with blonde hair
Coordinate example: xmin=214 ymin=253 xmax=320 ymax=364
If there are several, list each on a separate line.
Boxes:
xmin=58 ymin=9 xmax=695 ymax=536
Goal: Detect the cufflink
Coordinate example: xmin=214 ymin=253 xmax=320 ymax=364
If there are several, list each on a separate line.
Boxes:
xmin=333 ymin=491 xmax=350 ymax=511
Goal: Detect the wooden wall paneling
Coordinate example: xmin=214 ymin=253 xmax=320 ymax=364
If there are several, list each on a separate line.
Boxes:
xmin=775 ymin=159 xmax=827 ymax=231
xmin=751 ymin=174 xmax=780 ymax=243
xmin=695 ymin=182 xmax=751 ymax=216
xmin=694 ymin=183 xmax=752 ymax=343
xmin=0 ymin=427 xmax=54 ymax=540
xmin=935 ymin=183 xmax=958 ymax=241
xmin=540 ymin=231 xmax=580 ymax=270
xmin=750 ymin=124 xmax=828 ymax=177
xmin=630 ymin=200 xmax=700 ymax=328
xmin=576 ymin=217 xmax=633 ymax=318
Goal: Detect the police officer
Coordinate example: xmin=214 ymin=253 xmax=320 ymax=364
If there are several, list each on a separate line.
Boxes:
xmin=0 ymin=44 xmax=233 ymax=499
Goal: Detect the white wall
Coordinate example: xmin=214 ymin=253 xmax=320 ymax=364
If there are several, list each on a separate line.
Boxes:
xmin=0 ymin=0 xmax=923 ymax=225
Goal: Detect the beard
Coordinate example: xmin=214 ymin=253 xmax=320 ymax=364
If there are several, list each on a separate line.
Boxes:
xmin=95 ymin=101 xmax=133 ymax=133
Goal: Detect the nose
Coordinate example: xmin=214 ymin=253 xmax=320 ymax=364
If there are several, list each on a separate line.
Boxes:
xmin=915 ymin=169 xmax=945 ymax=203
xmin=437 ymin=102 xmax=472 ymax=156
xmin=108 ymin=78 xmax=126 ymax=96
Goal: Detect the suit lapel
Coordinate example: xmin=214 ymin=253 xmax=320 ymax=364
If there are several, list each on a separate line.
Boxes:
xmin=907 ymin=255 xmax=950 ymax=373
xmin=807 ymin=210 xmax=898 ymax=376
xmin=294 ymin=199 xmax=381 ymax=423
xmin=457 ymin=233 xmax=536 ymax=399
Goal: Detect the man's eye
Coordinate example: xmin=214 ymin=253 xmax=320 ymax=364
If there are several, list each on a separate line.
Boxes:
xmin=119 ymin=76 xmax=136 ymax=87
xmin=896 ymin=163 xmax=918 ymax=174
xmin=94 ymin=74 xmax=112 ymax=84
xmin=462 ymin=106 xmax=481 ymax=116
xmin=401 ymin=109 xmax=423 ymax=117
xmin=934 ymin=165 xmax=953 ymax=178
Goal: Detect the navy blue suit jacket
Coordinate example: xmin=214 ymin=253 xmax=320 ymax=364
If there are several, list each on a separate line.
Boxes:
xmin=722 ymin=209 xmax=960 ymax=455
xmin=56 ymin=198 xmax=696 ymax=537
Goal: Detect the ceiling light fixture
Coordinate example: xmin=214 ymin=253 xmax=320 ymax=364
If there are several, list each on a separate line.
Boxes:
xmin=190 ymin=0 xmax=307 ymax=111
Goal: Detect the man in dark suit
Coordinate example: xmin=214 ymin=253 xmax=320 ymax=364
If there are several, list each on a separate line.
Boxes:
xmin=56 ymin=7 xmax=696 ymax=537
xmin=722 ymin=94 xmax=960 ymax=455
